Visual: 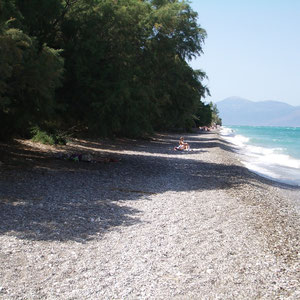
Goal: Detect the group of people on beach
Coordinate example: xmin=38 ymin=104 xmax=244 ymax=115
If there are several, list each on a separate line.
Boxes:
xmin=199 ymin=125 xmax=219 ymax=131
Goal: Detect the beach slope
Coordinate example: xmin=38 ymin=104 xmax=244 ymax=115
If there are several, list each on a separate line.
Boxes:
xmin=0 ymin=132 xmax=299 ymax=299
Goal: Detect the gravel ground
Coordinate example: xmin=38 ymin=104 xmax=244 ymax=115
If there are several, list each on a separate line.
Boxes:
xmin=0 ymin=132 xmax=299 ymax=299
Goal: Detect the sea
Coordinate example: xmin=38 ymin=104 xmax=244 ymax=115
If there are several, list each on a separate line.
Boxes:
xmin=220 ymin=126 xmax=300 ymax=187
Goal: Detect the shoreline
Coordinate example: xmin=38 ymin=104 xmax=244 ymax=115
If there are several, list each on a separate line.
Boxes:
xmin=218 ymin=128 xmax=300 ymax=215
xmin=220 ymin=125 xmax=300 ymax=187
xmin=0 ymin=131 xmax=299 ymax=299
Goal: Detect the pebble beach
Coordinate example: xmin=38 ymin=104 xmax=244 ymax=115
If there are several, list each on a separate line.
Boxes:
xmin=0 ymin=131 xmax=299 ymax=299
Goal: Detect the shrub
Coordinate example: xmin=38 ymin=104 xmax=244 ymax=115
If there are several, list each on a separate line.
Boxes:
xmin=31 ymin=127 xmax=67 ymax=145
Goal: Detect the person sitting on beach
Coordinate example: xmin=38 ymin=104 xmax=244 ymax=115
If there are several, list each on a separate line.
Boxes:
xmin=174 ymin=137 xmax=190 ymax=151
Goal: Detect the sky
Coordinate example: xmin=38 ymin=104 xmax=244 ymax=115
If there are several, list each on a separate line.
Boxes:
xmin=189 ymin=0 xmax=300 ymax=106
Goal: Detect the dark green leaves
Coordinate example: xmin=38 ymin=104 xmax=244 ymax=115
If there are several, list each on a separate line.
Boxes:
xmin=1 ymin=0 xmax=212 ymax=140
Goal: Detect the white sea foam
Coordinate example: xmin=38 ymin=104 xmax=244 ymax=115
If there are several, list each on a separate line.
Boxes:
xmin=220 ymin=127 xmax=300 ymax=186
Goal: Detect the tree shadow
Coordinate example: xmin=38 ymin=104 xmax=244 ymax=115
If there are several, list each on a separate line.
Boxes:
xmin=0 ymin=132 xmax=299 ymax=243
xmin=0 ymin=197 xmax=141 ymax=243
xmin=64 ymin=131 xmax=235 ymax=156
xmin=0 ymin=167 xmax=145 ymax=242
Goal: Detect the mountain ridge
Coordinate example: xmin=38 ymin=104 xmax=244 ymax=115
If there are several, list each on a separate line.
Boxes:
xmin=216 ymin=96 xmax=300 ymax=126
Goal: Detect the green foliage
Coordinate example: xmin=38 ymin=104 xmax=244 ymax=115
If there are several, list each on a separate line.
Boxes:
xmin=0 ymin=27 xmax=64 ymax=139
xmin=14 ymin=0 xmax=65 ymax=47
xmin=209 ymin=102 xmax=222 ymax=125
xmin=0 ymin=0 xmax=22 ymax=26
xmin=0 ymin=0 xmax=212 ymax=140
xmin=194 ymin=101 xmax=212 ymax=127
xmin=31 ymin=126 xmax=67 ymax=145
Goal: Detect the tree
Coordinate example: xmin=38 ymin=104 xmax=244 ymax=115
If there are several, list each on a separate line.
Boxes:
xmin=142 ymin=0 xmax=209 ymax=131
xmin=0 ymin=27 xmax=64 ymax=139
xmin=194 ymin=101 xmax=212 ymax=127
xmin=0 ymin=0 xmax=211 ymax=140
xmin=209 ymin=102 xmax=222 ymax=125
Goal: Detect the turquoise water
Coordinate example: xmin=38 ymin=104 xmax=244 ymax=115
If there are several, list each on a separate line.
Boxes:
xmin=220 ymin=126 xmax=300 ymax=186
xmin=229 ymin=126 xmax=300 ymax=159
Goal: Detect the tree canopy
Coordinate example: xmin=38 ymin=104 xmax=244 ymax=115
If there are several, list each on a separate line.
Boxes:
xmin=0 ymin=0 xmax=215 ymax=140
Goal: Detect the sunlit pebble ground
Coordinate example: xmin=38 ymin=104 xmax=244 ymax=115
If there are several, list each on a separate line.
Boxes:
xmin=0 ymin=132 xmax=299 ymax=299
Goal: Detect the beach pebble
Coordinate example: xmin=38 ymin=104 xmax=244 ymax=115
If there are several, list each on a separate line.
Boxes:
xmin=0 ymin=132 xmax=299 ymax=299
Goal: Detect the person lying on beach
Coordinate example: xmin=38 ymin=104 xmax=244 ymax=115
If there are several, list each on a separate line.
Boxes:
xmin=174 ymin=137 xmax=190 ymax=151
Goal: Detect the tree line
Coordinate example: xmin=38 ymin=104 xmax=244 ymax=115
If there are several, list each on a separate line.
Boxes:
xmin=0 ymin=0 xmax=218 ymax=142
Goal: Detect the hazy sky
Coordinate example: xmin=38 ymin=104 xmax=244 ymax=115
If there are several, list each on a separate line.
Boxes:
xmin=189 ymin=0 xmax=300 ymax=106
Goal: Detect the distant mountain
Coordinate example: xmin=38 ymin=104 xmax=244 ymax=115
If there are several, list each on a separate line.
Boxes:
xmin=216 ymin=96 xmax=300 ymax=126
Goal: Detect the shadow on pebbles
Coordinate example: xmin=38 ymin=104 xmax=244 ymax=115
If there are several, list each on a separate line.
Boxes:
xmin=0 ymin=132 xmax=299 ymax=299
